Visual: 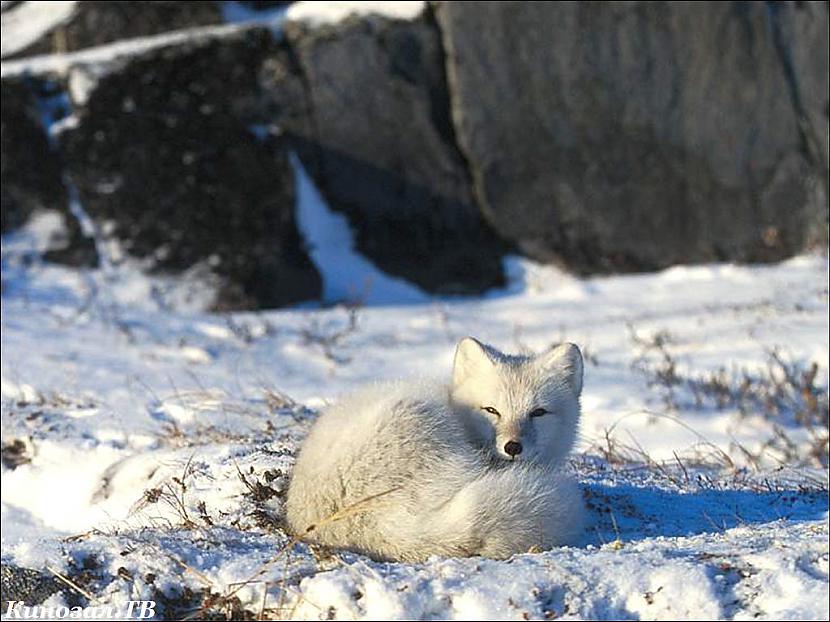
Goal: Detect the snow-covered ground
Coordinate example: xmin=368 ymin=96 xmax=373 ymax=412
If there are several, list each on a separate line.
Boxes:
xmin=2 ymin=159 xmax=828 ymax=617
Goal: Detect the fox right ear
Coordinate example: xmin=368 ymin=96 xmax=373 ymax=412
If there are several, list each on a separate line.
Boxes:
xmin=453 ymin=337 xmax=496 ymax=387
xmin=539 ymin=342 xmax=583 ymax=396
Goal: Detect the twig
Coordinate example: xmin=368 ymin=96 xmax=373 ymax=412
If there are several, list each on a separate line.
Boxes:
xmin=46 ymin=566 xmax=97 ymax=602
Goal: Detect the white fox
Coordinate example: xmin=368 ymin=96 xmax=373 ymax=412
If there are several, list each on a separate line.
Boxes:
xmin=285 ymin=337 xmax=584 ymax=562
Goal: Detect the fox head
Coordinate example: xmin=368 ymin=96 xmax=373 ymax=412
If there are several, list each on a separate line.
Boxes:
xmin=449 ymin=337 xmax=583 ymax=467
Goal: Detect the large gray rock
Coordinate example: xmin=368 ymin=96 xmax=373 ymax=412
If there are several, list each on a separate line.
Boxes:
xmin=435 ymin=1 xmax=829 ymax=273
xmin=61 ymin=28 xmax=321 ymax=309
xmin=278 ymin=8 xmax=507 ymax=295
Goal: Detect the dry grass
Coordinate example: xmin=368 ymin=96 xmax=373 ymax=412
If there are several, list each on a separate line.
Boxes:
xmin=628 ymin=324 xmax=829 ymax=467
xmin=166 ymin=484 xmax=403 ymax=620
xmin=298 ymin=303 xmax=361 ymax=367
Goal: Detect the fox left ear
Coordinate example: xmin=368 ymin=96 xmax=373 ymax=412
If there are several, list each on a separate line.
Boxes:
xmin=453 ymin=337 xmax=497 ymax=387
xmin=539 ymin=343 xmax=583 ymax=396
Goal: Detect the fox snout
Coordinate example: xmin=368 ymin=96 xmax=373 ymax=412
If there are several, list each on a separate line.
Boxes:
xmin=499 ymin=422 xmax=528 ymax=459
xmin=503 ymin=440 xmax=522 ymax=457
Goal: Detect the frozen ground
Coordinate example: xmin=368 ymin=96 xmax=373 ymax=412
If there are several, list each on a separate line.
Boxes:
xmin=2 ymin=167 xmax=828 ymax=618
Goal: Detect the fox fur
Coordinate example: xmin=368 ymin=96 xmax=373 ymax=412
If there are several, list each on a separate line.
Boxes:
xmin=284 ymin=338 xmax=584 ymax=562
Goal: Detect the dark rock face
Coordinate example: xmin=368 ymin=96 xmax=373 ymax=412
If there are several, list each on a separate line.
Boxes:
xmin=0 ymin=79 xmax=66 ymax=233
xmin=61 ymin=28 xmax=321 ymax=309
xmin=769 ymin=1 xmax=830 ymax=248
xmin=278 ymin=8 xmax=507 ymax=295
xmin=435 ymin=1 xmax=829 ymax=273
xmin=4 ymin=1 xmax=223 ymax=59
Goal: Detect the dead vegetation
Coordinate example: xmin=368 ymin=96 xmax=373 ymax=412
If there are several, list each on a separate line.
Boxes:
xmin=1 ymin=437 xmax=32 ymax=469
xmin=298 ymin=303 xmax=361 ymax=367
xmin=149 ymin=386 xmax=314 ymax=451
xmin=118 ymin=482 xmax=399 ymax=619
xmin=627 ymin=324 xmax=829 ymax=467
xmin=576 ymin=432 xmax=829 ymax=494
xmin=233 ymin=462 xmax=286 ymax=532
xmin=129 ymin=455 xmax=204 ymax=529
xmin=225 ymin=316 xmax=277 ymax=345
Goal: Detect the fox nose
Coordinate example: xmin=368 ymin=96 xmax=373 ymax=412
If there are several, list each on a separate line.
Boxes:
xmin=504 ymin=440 xmax=522 ymax=457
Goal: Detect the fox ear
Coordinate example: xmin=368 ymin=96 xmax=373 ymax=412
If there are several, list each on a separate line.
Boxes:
xmin=539 ymin=342 xmax=583 ymax=396
xmin=453 ymin=337 xmax=497 ymax=387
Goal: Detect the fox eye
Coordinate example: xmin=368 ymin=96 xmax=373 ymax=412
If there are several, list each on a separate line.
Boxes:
xmin=481 ymin=406 xmax=501 ymax=417
xmin=529 ymin=408 xmax=549 ymax=418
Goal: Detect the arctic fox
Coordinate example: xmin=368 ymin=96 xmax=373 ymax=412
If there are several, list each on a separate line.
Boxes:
xmin=285 ymin=337 xmax=584 ymax=562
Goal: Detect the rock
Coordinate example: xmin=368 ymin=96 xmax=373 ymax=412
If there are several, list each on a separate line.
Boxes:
xmin=0 ymin=78 xmax=66 ymax=233
xmin=435 ymin=1 xmax=828 ymax=273
xmin=61 ymin=27 xmax=321 ymax=309
xmin=2 ymin=1 xmax=223 ymax=59
xmin=769 ymin=1 xmax=829 ymax=248
xmin=277 ymin=7 xmax=507 ymax=295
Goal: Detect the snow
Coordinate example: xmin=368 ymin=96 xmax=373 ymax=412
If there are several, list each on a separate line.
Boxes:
xmin=286 ymin=1 xmax=426 ymax=26
xmin=0 ymin=1 xmax=78 ymax=59
xmin=290 ymin=517 xmax=828 ymax=619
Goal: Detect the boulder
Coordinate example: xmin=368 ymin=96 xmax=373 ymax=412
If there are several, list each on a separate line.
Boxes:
xmin=435 ymin=1 xmax=829 ymax=273
xmin=277 ymin=7 xmax=507 ymax=295
xmin=61 ymin=27 xmax=321 ymax=309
